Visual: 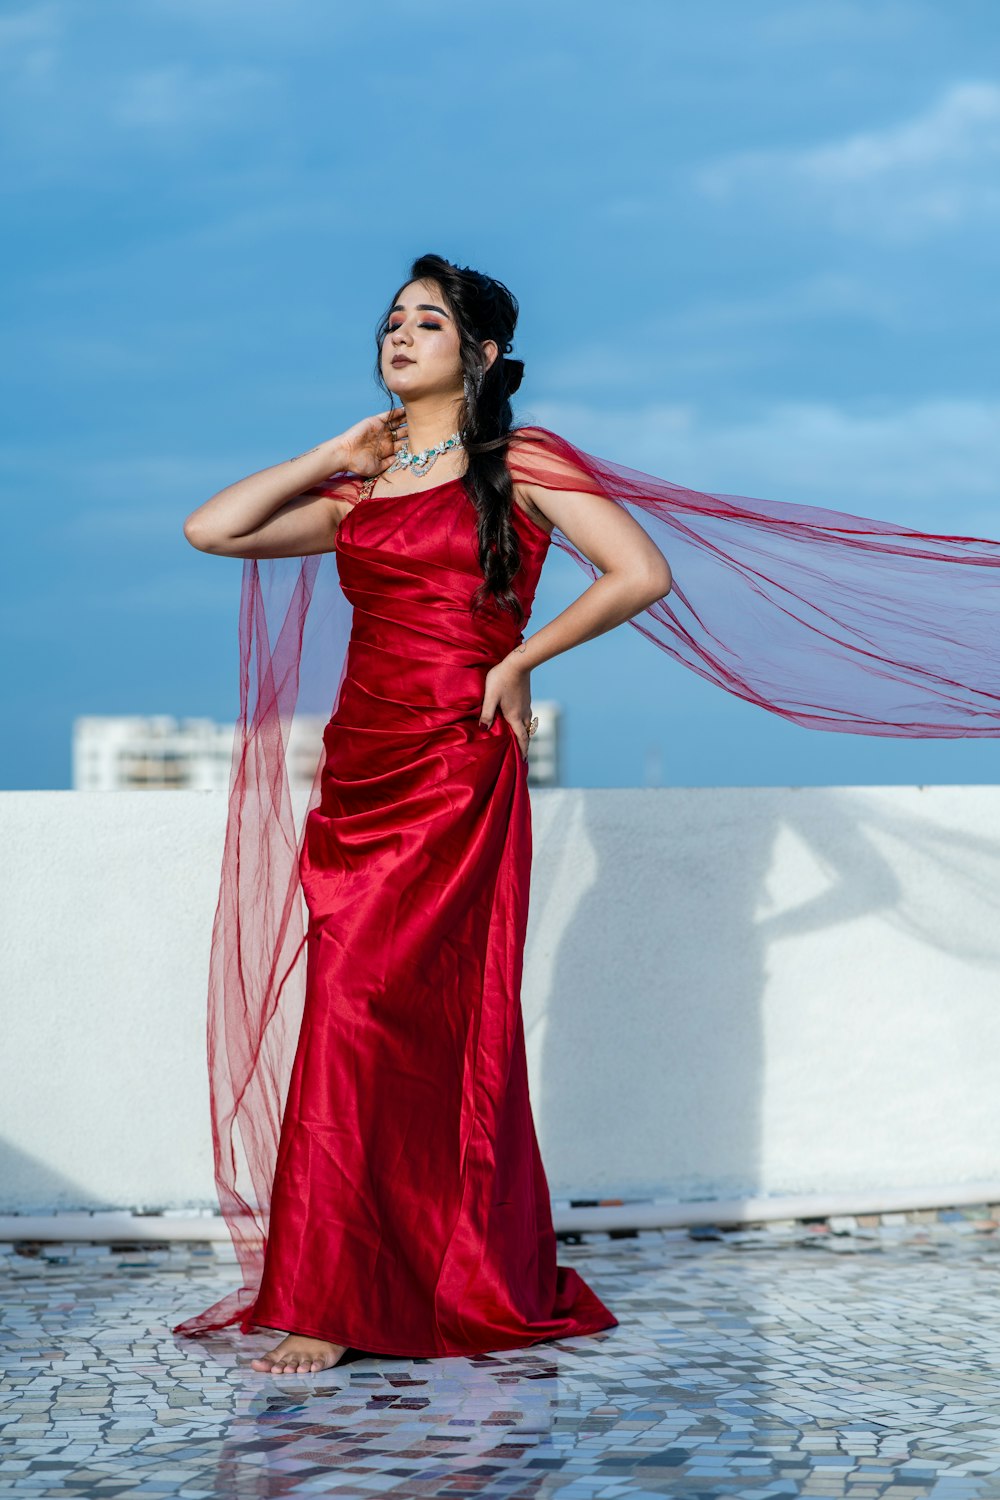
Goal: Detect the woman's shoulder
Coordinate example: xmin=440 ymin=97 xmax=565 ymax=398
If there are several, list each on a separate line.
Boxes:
xmin=504 ymin=424 xmax=593 ymax=499
xmin=504 ymin=423 xmax=566 ymax=477
xmin=505 ymin=423 xmax=561 ymax=455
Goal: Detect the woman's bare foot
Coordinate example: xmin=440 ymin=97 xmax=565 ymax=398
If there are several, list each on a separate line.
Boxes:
xmin=250 ymin=1333 xmax=348 ymax=1374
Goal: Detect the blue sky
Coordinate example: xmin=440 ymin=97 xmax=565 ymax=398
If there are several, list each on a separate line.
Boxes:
xmin=3 ymin=0 xmax=998 ymax=789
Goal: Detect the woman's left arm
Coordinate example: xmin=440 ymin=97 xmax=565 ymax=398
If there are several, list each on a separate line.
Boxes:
xmin=479 ymin=483 xmax=673 ymax=758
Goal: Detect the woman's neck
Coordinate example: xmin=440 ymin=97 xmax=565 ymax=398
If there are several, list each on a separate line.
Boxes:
xmin=400 ymin=397 xmax=463 ymax=454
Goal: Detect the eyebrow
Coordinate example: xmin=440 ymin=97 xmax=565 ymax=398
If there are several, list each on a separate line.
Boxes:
xmin=389 ymin=302 xmax=451 ymax=318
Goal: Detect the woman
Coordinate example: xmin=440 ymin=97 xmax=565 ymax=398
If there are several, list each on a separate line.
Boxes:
xmin=176 ymin=252 xmax=998 ymax=1375
xmin=177 ymin=254 xmax=672 ymax=1374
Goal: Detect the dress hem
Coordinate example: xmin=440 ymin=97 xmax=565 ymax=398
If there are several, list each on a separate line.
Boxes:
xmin=244 ymin=1308 xmax=620 ymax=1360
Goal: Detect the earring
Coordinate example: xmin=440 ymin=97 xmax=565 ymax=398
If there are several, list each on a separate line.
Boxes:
xmin=464 ymin=368 xmax=484 ymax=403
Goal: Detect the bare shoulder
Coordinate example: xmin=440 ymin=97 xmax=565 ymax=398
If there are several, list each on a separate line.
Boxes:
xmin=505 ymin=424 xmax=555 ymax=459
xmin=506 ymin=428 xmax=557 ymax=536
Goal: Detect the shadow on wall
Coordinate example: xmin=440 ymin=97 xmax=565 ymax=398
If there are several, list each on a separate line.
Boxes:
xmin=528 ymin=786 xmax=1000 ymax=1202
xmin=0 ymin=1138 xmax=101 ymax=1217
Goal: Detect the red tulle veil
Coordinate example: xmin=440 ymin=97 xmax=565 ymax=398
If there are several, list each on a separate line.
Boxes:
xmin=172 ymin=422 xmax=1000 ymax=1337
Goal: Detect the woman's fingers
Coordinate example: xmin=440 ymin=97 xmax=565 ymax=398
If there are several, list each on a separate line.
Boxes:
xmin=479 ymin=690 xmax=497 ymax=728
xmin=488 ymin=711 xmax=529 ymax=761
xmin=480 ymin=664 xmax=531 ymax=760
xmin=384 ymin=416 xmax=406 ymax=450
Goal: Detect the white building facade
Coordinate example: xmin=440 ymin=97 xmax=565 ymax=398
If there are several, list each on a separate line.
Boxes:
xmin=73 ymin=705 xmax=563 ymax=793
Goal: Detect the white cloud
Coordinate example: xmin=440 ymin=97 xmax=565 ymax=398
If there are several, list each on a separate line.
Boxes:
xmin=801 ymin=82 xmax=1000 ymax=181
xmin=664 ymin=272 xmax=907 ymax=333
xmin=538 ymin=271 xmax=913 ymax=393
xmin=109 ymin=61 xmax=274 ymax=133
xmin=693 ymin=82 xmax=1000 ymax=242
xmin=0 ymin=19 xmax=276 ymax=184
xmin=0 ymin=0 xmax=61 ymax=50
xmin=754 ymin=0 xmax=920 ymax=46
xmin=522 ymin=395 xmax=1000 ymax=539
xmin=0 ymin=0 xmax=61 ymax=81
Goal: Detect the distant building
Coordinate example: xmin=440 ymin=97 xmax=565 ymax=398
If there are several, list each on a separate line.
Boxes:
xmin=72 ymin=714 xmax=328 ymax=793
xmin=73 ymin=704 xmax=563 ymax=791
xmin=524 ymin=701 xmax=561 ymax=787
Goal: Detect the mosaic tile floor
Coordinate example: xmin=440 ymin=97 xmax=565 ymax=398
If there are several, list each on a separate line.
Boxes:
xmin=3 ymin=1217 xmax=1000 ymax=1499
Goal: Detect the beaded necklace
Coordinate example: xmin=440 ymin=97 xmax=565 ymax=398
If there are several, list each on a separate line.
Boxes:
xmin=385 ymin=430 xmax=463 ymax=479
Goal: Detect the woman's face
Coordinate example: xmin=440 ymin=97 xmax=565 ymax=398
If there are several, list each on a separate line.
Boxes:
xmin=381 ymin=278 xmax=496 ymax=399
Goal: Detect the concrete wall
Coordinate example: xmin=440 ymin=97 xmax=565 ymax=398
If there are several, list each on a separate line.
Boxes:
xmin=2 ymin=787 xmax=998 ymax=1214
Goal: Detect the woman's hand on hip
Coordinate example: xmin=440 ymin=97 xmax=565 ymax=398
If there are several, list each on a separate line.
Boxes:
xmin=480 ymin=656 xmax=532 ymax=762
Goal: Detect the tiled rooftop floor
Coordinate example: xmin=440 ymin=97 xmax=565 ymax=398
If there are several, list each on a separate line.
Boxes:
xmin=3 ymin=1217 xmax=1000 ymax=1499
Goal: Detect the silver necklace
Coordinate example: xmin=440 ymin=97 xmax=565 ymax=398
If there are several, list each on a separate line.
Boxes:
xmin=385 ymin=430 xmax=463 ymax=479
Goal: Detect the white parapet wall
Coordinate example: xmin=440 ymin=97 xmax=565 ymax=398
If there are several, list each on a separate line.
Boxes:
xmin=1 ymin=787 xmax=998 ymax=1218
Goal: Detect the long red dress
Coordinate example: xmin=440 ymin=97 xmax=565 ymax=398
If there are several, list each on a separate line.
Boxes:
xmin=173 ymin=422 xmax=1000 ymax=1355
xmin=232 ymin=470 xmax=616 ymax=1355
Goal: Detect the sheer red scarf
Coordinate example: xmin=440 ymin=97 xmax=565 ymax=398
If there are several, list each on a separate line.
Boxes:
xmin=172 ymin=423 xmax=999 ymax=1337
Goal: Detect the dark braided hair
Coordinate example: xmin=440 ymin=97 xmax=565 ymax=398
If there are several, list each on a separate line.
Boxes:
xmin=373 ymin=253 xmax=529 ymax=626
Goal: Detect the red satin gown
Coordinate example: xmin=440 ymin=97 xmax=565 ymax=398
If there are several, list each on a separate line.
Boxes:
xmin=244 ymin=471 xmax=618 ymax=1356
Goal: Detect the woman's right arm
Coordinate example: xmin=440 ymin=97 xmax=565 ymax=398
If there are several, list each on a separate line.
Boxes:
xmin=183 ymin=408 xmax=405 ymax=559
